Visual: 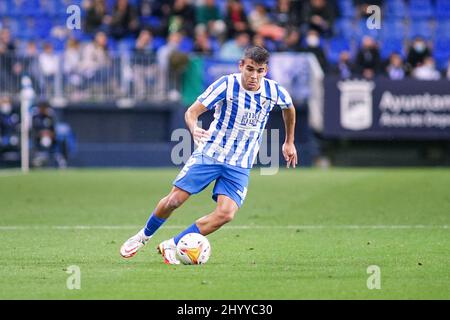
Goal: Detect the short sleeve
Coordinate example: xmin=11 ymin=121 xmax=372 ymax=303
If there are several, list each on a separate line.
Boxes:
xmin=276 ymin=85 xmax=293 ymax=110
xmin=197 ymin=76 xmax=228 ymax=110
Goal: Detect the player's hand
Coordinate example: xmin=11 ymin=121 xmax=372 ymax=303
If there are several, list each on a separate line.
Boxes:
xmin=282 ymin=142 xmax=298 ymax=168
xmin=192 ymin=127 xmax=211 ymax=145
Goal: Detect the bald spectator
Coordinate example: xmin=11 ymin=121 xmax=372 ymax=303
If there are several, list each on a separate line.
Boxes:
xmin=355 ymin=36 xmax=381 ymax=79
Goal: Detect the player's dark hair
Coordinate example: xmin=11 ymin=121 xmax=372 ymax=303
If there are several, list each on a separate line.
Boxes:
xmin=242 ymin=46 xmax=270 ymax=65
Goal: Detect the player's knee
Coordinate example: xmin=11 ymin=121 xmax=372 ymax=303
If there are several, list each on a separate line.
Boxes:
xmin=215 ymin=207 xmax=236 ymax=224
xmin=165 ymin=194 xmax=184 ymax=211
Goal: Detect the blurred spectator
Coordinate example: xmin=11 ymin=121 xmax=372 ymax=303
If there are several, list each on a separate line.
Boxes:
xmin=0 ymin=28 xmax=19 ymax=92
xmin=31 ymin=100 xmax=66 ymax=168
xmin=301 ymin=0 xmax=335 ymax=37
xmin=0 ymin=96 xmax=20 ymax=154
xmin=169 ymin=0 xmax=197 ymax=38
xmin=80 ymin=31 xmax=110 ymax=80
xmin=447 ymin=59 xmax=450 ymax=80
xmin=248 ymin=3 xmax=285 ymax=41
xmin=133 ymin=29 xmax=156 ymax=99
xmin=224 ymin=0 xmax=250 ymax=39
xmin=333 ymin=50 xmax=353 ymax=79
xmin=157 ymin=31 xmax=188 ymax=99
xmin=355 ymin=35 xmax=380 ymax=79
xmin=193 ymin=29 xmax=214 ymax=56
xmin=83 ymin=0 xmax=109 ymax=34
xmin=412 ymin=57 xmax=441 ymax=81
xmin=63 ymin=38 xmax=83 ymax=89
xmin=277 ymin=28 xmax=302 ymax=52
xmin=273 ymin=0 xmax=302 ymax=29
xmin=109 ymin=0 xmax=140 ymax=39
xmin=300 ymin=29 xmax=328 ymax=72
xmin=196 ymin=0 xmax=226 ymax=40
xmin=219 ymin=32 xmax=250 ymax=61
xmin=385 ymin=53 xmax=405 ymax=80
xmin=38 ymin=43 xmax=60 ymax=96
xmin=406 ymin=37 xmax=432 ymax=72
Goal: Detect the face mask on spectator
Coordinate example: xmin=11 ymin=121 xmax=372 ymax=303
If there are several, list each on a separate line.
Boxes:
xmin=0 ymin=103 xmax=11 ymax=114
xmin=306 ymin=35 xmax=320 ymax=47
xmin=414 ymin=42 xmax=426 ymax=53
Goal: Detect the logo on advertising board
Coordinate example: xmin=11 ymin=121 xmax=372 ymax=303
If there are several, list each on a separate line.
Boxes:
xmin=338 ymin=80 xmax=375 ymax=131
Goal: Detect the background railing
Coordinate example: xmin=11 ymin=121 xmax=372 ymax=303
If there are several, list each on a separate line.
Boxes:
xmin=0 ymin=52 xmax=180 ymax=105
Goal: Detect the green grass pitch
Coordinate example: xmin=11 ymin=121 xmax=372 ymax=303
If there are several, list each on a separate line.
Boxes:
xmin=0 ymin=168 xmax=449 ymax=299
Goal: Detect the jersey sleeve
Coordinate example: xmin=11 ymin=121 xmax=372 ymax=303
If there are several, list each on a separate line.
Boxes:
xmin=197 ymin=76 xmax=228 ymax=110
xmin=275 ymin=84 xmax=293 ymax=109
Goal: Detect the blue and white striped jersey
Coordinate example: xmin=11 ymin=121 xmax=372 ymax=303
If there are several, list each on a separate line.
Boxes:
xmin=196 ymin=73 xmax=293 ymax=169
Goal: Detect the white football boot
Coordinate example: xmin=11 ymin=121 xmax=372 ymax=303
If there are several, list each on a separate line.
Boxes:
xmin=157 ymin=238 xmax=180 ymax=265
xmin=120 ymin=229 xmax=151 ymax=258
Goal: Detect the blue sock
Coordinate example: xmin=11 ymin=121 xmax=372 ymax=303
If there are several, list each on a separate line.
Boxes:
xmin=143 ymin=212 xmax=166 ymax=237
xmin=174 ymin=223 xmax=201 ymax=245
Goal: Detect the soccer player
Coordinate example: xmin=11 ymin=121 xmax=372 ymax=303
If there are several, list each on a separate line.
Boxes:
xmin=120 ymin=46 xmax=297 ymax=264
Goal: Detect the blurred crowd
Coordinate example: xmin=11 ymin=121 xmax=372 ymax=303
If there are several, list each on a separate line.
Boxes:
xmin=0 ymin=0 xmax=449 ymax=102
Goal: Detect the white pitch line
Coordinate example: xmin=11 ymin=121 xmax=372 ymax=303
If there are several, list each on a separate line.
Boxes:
xmin=0 ymin=225 xmax=448 ymax=231
xmin=0 ymin=171 xmax=23 ymax=178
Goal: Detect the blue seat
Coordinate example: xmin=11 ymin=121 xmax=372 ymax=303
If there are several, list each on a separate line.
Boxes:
xmin=433 ymin=39 xmax=450 ymax=69
xmin=409 ymin=0 xmax=434 ymax=19
xmin=384 ymin=0 xmax=408 ymax=19
xmin=381 ymin=20 xmax=407 ymax=40
xmin=338 ymin=0 xmax=355 ymax=18
xmin=153 ymin=36 xmax=166 ymax=51
xmin=380 ymin=39 xmax=404 ymax=59
xmin=436 ymin=0 xmax=450 ymax=19
xmin=334 ymin=18 xmax=354 ymax=40
xmin=436 ymin=19 xmax=450 ymax=39
xmin=409 ymin=20 xmax=434 ymax=39
xmin=326 ymin=37 xmax=351 ymax=64
xmin=179 ymin=37 xmax=194 ymax=53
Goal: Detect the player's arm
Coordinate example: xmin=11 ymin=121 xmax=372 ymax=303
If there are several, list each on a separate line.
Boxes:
xmin=281 ymin=105 xmax=298 ymax=168
xmin=185 ymin=100 xmax=210 ymax=144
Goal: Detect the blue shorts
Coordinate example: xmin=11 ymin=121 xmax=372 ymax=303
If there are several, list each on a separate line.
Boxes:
xmin=173 ymin=152 xmax=250 ymax=207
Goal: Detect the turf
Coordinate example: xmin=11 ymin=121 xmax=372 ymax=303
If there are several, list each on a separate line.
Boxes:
xmin=0 ymin=168 xmax=449 ymax=299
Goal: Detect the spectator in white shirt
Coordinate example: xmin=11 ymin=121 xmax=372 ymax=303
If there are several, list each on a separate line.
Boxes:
xmin=412 ymin=57 xmax=441 ymax=80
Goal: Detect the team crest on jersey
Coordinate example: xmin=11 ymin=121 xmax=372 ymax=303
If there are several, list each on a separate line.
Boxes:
xmin=240 ymin=108 xmax=268 ymax=127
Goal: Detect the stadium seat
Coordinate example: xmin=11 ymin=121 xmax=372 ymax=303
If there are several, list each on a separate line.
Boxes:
xmin=409 ymin=0 xmax=434 ymax=19
xmin=334 ymin=18 xmax=355 ymax=40
xmin=409 ymin=20 xmax=434 ymax=39
xmin=436 ymin=19 xmax=450 ymax=39
xmin=179 ymin=37 xmax=194 ymax=53
xmin=436 ymin=0 xmax=450 ymax=19
xmin=381 ymin=20 xmax=407 ymax=40
xmin=433 ymin=38 xmax=450 ymax=70
xmin=383 ymin=0 xmax=408 ymax=19
xmin=380 ymin=39 xmax=405 ymax=59
xmin=326 ymin=37 xmax=351 ymax=64
xmin=337 ymin=0 xmax=355 ymax=18
xmin=153 ymin=36 xmax=167 ymax=51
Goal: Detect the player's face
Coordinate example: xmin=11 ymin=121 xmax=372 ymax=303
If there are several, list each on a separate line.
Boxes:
xmin=239 ymin=59 xmax=267 ymax=91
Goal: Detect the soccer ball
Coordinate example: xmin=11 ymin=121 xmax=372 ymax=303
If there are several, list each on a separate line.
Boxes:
xmin=176 ymin=233 xmax=211 ymax=265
